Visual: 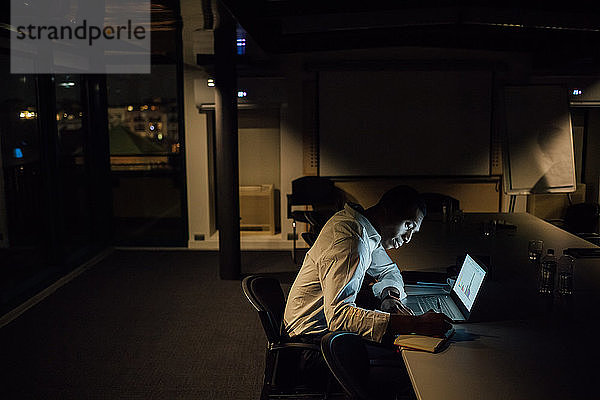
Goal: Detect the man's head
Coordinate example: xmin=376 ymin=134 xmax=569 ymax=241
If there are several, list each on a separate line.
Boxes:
xmin=368 ymin=185 xmax=426 ymax=250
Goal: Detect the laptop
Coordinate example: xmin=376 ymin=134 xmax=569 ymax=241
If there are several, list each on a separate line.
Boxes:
xmin=402 ymin=254 xmax=487 ymax=322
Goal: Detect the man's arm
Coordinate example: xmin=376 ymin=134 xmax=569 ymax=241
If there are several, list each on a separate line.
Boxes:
xmin=368 ymin=247 xmax=406 ymax=300
xmin=387 ymin=311 xmax=452 ymax=338
xmin=369 ymin=250 xmax=452 ymax=336
xmin=319 ymin=231 xmax=390 ymax=342
xmin=379 ymin=286 xmax=414 ymax=314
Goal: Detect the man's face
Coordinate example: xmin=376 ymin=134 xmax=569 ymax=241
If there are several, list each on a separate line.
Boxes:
xmin=380 ymin=208 xmax=424 ymax=250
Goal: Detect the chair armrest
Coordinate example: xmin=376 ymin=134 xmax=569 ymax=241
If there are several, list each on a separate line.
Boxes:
xmin=270 ymin=342 xmax=321 ymax=352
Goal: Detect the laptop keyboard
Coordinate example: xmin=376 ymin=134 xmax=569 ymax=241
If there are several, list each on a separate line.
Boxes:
xmin=417 ymin=296 xmax=461 ymax=320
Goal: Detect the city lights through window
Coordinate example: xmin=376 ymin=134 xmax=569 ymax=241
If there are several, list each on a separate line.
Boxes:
xmin=236 ymin=37 xmax=246 ymax=55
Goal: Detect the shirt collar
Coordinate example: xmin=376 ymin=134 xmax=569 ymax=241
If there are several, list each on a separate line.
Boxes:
xmin=344 ymin=202 xmax=382 ymax=249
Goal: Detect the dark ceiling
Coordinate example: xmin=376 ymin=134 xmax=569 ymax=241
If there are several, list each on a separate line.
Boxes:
xmin=221 ymin=1 xmax=600 ymax=73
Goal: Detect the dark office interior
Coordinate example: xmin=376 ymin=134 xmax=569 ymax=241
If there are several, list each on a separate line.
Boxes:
xmin=2 ymin=1 xmax=600 ymax=399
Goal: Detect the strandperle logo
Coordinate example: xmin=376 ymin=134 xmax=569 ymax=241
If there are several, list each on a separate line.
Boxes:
xmin=15 ymin=20 xmax=147 ymax=46
xmin=11 ymin=0 xmax=150 ymax=74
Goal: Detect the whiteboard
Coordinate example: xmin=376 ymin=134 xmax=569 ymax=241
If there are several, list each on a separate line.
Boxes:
xmin=319 ymin=70 xmax=492 ymax=177
xmin=503 ymin=86 xmax=576 ymax=194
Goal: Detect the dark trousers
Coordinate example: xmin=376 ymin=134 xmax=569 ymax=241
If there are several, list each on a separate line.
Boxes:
xmin=289 ymin=276 xmax=413 ymax=395
xmin=295 ymin=333 xmax=333 ymax=391
xmin=294 ymin=277 xmax=382 ymax=389
xmin=294 ymin=333 xmax=413 ymax=397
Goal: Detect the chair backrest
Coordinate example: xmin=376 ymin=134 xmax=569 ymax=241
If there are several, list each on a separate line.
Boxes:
xmin=289 ymin=176 xmax=344 ymax=212
xmin=291 ymin=176 xmax=337 ymax=203
xmin=288 ymin=176 xmax=344 ymax=222
xmin=301 ymin=232 xmax=318 ymax=247
xmin=564 ymin=202 xmax=600 ymax=234
xmin=321 ymin=331 xmax=371 ymax=400
xmin=242 ymin=275 xmax=286 ymax=344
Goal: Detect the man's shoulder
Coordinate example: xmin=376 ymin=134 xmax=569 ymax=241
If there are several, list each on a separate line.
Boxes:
xmin=326 ymin=211 xmax=367 ymax=240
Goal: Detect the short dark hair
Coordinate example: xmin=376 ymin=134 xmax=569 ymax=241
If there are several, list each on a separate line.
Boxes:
xmin=377 ymin=185 xmax=427 ymax=220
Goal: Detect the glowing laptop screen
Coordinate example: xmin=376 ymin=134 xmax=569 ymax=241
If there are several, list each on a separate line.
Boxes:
xmin=452 ymin=254 xmax=487 ymax=312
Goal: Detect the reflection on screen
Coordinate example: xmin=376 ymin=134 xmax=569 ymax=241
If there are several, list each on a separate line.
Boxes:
xmin=453 ymin=254 xmax=486 ymax=311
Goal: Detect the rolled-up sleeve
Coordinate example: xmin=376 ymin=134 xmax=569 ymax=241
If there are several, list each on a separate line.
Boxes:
xmin=369 ymin=247 xmax=406 ymax=300
xmin=318 ymin=230 xmax=390 ymax=342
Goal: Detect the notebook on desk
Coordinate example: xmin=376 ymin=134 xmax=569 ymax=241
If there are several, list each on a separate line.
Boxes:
xmin=394 ymin=327 xmax=455 ymax=353
xmin=401 ymin=254 xmax=487 ymax=322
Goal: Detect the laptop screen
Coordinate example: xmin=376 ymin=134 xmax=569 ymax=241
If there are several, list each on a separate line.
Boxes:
xmin=452 ymin=254 xmax=487 ymax=312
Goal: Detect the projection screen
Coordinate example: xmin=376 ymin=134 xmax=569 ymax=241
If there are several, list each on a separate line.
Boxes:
xmin=318 ymin=70 xmax=492 ymax=177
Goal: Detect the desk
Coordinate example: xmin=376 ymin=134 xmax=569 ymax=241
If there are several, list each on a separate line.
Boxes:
xmin=389 ymin=213 xmax=600 ymax=400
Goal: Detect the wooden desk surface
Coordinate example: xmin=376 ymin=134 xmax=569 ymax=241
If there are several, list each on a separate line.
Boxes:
xmin=388 ymin=212 xmax=597 ymax=272
xmin=391 ymin=212 xmax=600 ymax=400
xmin=402 ymin=319 xmax=598 ymax=400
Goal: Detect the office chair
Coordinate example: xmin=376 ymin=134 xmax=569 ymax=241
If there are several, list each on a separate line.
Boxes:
xmin=320 ymin=332 xmax=408 ymax=400
xmin=242 ymin=275 xmax=340 ymax=399
xmin=301 ymin=232 xmax=319 ymax=248
xmin=287 ymin=177 xmax=343 ymax=263
xmin=564 ymin=202 xmax=600 ymax=246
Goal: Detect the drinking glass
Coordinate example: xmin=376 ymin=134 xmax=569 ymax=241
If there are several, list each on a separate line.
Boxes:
xmin=528 ymin=240 xmax=543 ymax=262
xmin=482 ymin=220 xmax=496 ymax=237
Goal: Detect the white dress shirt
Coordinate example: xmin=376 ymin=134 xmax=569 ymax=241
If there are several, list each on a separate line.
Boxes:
xmin=283 ymin=203 xmax=406 ymax=343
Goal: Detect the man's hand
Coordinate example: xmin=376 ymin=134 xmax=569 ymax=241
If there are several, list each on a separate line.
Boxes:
xmin=380 ymin=297 xmax=414 ymax=315
xmin=380 ymin=286 xmax=413 ymax=314
xmin=387 ymin=310 xmax=453 ymax=337
xmin=414 ymin=310 xmax=453 ymax=337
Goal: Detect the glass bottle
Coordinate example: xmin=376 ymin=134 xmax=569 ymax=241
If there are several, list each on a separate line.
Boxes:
xmin=557 ymin=252 xmax=575 ymax=296
xmin=539 ymin=249 xmax=557 ymax=295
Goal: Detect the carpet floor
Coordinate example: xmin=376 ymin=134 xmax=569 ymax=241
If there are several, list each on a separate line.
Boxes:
xmin=0 ymin=249 xmax=301 ymax=399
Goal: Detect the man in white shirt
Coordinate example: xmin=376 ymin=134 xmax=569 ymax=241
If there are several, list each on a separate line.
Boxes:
xmin=283 ymin=185 xmax=450 ymax=390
